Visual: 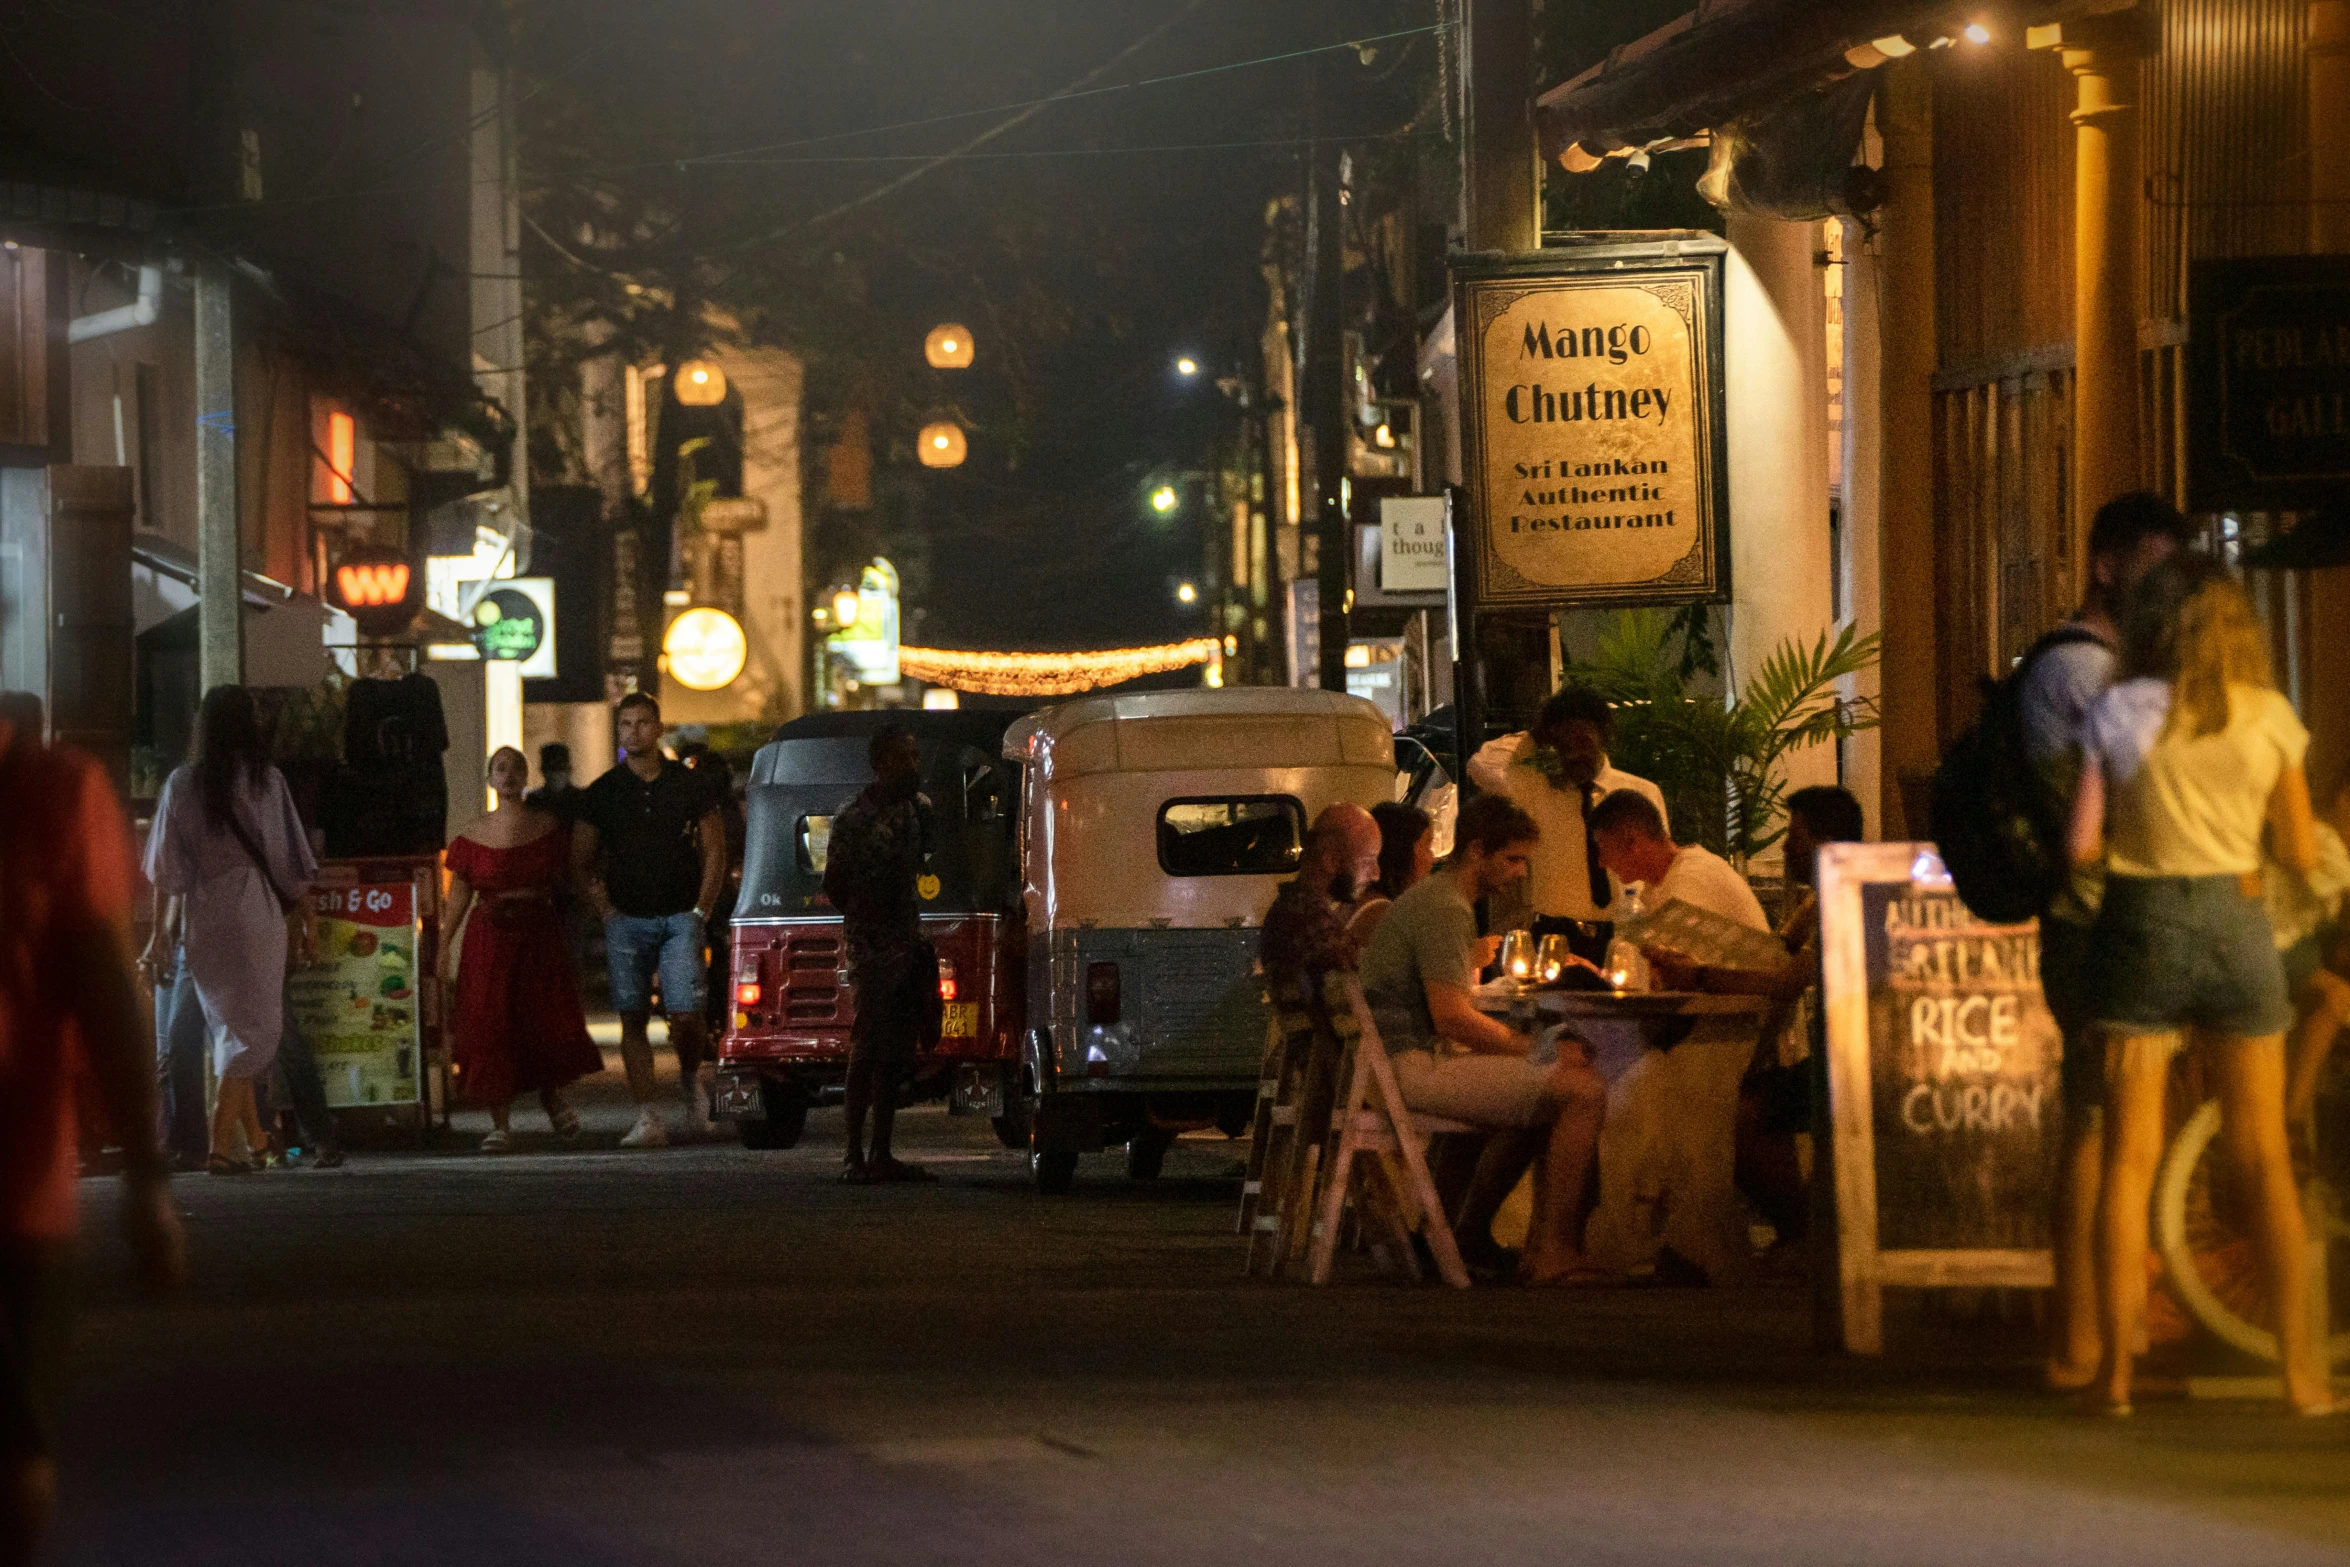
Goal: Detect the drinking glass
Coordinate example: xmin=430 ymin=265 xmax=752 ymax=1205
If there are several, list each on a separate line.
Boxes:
xmin=1534 ymin=933 xmax=1570 ymax=986
xmin=1498 ymin=928 xmax=1535 ymax=983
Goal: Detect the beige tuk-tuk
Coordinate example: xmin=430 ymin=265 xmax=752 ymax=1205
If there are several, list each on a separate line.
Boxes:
xmin=1001 ymin=689 xmax=1395 ymax=1193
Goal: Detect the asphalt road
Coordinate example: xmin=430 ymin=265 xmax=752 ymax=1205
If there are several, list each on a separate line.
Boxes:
xmin=51 ymin=1065 xmax=2350 ymax=1566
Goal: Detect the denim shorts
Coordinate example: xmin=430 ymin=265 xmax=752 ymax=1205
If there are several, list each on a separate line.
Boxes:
xmin=606 ymin=911 xmax=707 ymax=1017
xmin=2088 ymin=874 xmax=2293 ymax=1038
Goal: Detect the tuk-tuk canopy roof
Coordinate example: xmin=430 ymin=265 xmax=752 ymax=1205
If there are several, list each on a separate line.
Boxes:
xmin=750 ymin=708 xmax=1021 ymax=788
xmin=1003 ymin=689 xmax=1393 ymax=783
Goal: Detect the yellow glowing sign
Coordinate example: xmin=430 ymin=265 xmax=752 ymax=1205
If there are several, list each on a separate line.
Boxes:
xmin=662 ymin=607 xmax=748 ymax=690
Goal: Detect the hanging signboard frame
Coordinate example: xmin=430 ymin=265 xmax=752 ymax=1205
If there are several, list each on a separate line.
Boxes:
xmin=1817 ymin=842 xmax=2061 ymax=1354
xmin=2187 ymin=255 xmax=2350 ymax=513
xmin=1452 ymin=235 xmax=1730 ymax=610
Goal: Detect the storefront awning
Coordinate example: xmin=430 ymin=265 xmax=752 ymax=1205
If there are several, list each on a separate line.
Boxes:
xmin=1535 ymin=0 xmax=2133 ymax=159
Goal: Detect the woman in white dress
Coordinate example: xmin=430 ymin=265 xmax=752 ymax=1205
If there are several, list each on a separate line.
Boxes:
xmin=141 ymin=687 xmax=317 ymax=1174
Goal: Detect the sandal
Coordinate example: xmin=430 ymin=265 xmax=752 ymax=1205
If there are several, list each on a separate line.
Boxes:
xmin=545 ymin=1095 xmax=582 ymax=1140
xmin=838 ymin=1159 xmax=875 ymax=1185
xmin=206 ymin=1154 xmax=253 ymax=1177
xmin=479 ymin=1129 xmax=514 ymax=1155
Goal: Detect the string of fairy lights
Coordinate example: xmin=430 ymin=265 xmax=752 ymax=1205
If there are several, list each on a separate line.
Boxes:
xmin=898 ymin=639 xmax=1218 ymax=697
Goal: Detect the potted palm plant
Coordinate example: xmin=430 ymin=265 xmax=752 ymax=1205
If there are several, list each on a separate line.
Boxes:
xmin=1564 ymin=608 xmax=1880 ymax=869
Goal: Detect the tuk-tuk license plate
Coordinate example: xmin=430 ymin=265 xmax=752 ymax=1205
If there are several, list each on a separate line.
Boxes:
xmin=942 ymin=1002 xmax=979 ymax=1038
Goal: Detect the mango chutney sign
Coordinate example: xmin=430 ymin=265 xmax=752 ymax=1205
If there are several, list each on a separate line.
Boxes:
xmin=1454 ymin=242 xmax=1729 ymax=608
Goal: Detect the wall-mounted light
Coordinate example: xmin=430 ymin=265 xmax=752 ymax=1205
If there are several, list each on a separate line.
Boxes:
xmin=324 ymin=410 xmax=356 ymax=504
xmin=1176 ymin=357 xmax=1199 ymax=376
xmin=1149 ymin=484 xmax=1179 ymax=515
xmin=1962 ymin=22 xmax=1991 ymax=44
xmin=1175 ymin=581 xmax=1197 ymax=604
xmin=1870 ymin=34 xmax=1917 ymax=57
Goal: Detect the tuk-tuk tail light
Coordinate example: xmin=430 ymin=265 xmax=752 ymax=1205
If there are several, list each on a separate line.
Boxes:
xmin=1085 ymin=961 xmax=1121 ymax=1026
xmin=736 ymin=981 xmax=763 ymax=1006
xmin=937 ymin=956 xmax=958 ymax=1002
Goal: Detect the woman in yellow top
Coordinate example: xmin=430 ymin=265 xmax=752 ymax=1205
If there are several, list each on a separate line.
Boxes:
xmin=2069 ymin=557 xmax=2333 ymax=1417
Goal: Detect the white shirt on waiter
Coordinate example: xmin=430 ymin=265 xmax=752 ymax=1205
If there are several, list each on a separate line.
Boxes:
xmin=1467 ymin=732 xmax=1668 ymax=922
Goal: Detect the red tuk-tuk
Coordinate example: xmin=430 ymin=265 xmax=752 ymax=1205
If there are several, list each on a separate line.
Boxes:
xmin=711 ymin=710 xmax=1024 ymax=1148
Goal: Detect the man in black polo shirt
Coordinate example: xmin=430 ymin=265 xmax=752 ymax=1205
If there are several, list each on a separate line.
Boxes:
xmin=573 ymin=693 xmax=728 ymax=1148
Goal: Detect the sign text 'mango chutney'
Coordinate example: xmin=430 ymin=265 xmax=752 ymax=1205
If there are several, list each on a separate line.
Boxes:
xmin=1455 ymin=242 xmax=1728 ymax=609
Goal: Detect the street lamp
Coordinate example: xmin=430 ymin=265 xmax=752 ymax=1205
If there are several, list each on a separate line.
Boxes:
xmin=1175 ymin=581 xmax=1197 ymax=605
xmin=1176 ymin=356 xmax=1199 ymax=377
xmin=1149 ymin=484 xmax=1179 ymax=515
xmin=918 ymin=421 xmax=967 ymax=468
xmin=925 ymin=323 xmax=975 ymax=369
xmin=674 ymin=358 xmax=728 ymax=405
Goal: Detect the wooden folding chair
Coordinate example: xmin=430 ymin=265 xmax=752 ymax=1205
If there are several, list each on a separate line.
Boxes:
xmin=1242 ymin=973 xmax=1355 ymax=1280
xmin=1304 ymin=975 xmax=1473 ymax=1289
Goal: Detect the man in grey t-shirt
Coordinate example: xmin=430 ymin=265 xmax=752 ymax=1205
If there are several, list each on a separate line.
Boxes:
xmin=1360 ymin=793 xmax=1607 ymax=1283
xmin=2024 ymin=492 xmax=2187 ymax=1391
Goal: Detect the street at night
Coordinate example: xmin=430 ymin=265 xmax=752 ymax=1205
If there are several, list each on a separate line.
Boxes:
xmin=9 ymin=1 xmax=2350 ymax=1562
xmin=45 ymin=1067 xmax=2350 ymax=1567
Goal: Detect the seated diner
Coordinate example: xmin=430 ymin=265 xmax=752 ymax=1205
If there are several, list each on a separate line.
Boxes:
xmin=1580 ymin=789 xmax=1773 ymax=1284
xmin=1359 ymin=794 xmax=1608 ymax=1284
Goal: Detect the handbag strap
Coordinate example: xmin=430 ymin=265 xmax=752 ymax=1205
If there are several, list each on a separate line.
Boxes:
xmin=221 ymin=803 xmax=301 ymax=916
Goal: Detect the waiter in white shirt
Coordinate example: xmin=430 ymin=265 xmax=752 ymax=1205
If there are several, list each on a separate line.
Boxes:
xmin=1466 ymin=686 xmax=1669 ymax=967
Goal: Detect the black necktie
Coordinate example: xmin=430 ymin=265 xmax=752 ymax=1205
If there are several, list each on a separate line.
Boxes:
xmin=1579 ymin=782 xmax=1612 ymax=910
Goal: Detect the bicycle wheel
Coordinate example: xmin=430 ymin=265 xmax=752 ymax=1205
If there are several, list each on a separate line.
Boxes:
xmin=2153 ymin=1099 xmax=2350 ymax=1365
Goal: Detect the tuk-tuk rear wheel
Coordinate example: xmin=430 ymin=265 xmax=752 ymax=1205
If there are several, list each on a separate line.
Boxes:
xmin=991 ymin=1093 xmax=1032 ymax=1150
xmin=1031 ymin=1146 xmax=1078 ymax=1195
xmin=1125 ymin=1125 xmax=1174 ymax=1182
xmin=737 ymin=1079 xmax=809 ymax=1150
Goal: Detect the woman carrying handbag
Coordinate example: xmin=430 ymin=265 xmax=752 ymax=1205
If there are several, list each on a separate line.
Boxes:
xmin=139 ymin=687 xmax=318 ymax=1174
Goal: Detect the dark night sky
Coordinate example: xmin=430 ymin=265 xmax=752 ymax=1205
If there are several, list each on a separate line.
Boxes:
xmin=521 ymin=0 xmax=1438 ymax=654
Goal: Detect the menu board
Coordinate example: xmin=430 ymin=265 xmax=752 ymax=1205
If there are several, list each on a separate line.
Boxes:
xmin=1817 ymin=843 xmax=2060 ymax=1354
xmin=288 ymin=879 xmax=424 ymax=1108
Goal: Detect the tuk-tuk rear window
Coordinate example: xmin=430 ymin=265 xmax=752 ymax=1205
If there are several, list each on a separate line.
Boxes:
xmin=797 ymin=815 xmax=833 ymax=874
xmin=1156 ymin=797 xmax=1305 ymax=877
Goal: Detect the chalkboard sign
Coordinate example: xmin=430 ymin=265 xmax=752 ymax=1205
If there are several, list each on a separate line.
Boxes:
xmin=1818 ymin=843 xmax=2061 ymax=1354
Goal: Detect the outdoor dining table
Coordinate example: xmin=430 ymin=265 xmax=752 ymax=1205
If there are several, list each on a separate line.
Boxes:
xmin=1472 ymin=981 xmax=1772 ymax=1282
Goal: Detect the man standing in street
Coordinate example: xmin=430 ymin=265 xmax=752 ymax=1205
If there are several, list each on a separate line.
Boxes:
xmin=2017 ymin=492 xmax=2188 ymax=1391
xmin=823 ymin=723 xmax=937 ymax=1185
xmin=574 ymin=693 xmax=728 ymax=1148
xmin=526 ymin=742 xmax=584 ymax=822
xmin=1 ymin=705 xmax=185 ymax=1566
xmin=1468 ymin=686 xmax=1668 ymax=967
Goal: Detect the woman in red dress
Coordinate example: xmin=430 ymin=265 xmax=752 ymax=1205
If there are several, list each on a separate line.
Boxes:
xmin=441 ymin=746 xmax=604 ymax=1151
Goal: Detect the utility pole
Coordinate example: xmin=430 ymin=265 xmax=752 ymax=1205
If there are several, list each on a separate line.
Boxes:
xmin=195 ymin=261 xmax=242 ymax=694
xmin=1454 ymin=0 xmax=1539 ymax=750
xmin=192 ymin=0 xmax=243 ymax=693
xmin=1308 ymin=41 xmax=1350 ymax=692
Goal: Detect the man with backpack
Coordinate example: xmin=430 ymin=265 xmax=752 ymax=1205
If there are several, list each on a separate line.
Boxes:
xmin=2012 ymin=493 xmax=2189 ymax=1390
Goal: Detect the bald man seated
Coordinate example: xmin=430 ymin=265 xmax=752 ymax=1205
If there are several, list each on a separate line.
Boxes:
xmin=1259 ymin=802 xmax=1382 ymax=990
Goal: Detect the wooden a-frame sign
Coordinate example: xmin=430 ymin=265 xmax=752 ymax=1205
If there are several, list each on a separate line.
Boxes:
xmin=1817 ymin=843 xmax=2061 ymax=1354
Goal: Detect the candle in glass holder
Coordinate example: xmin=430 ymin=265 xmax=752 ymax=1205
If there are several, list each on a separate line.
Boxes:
xmin=1534 ymin=933 xmax=1569 ymax=985
xmin=1498 ymin=928 xmax=1535 ymax=983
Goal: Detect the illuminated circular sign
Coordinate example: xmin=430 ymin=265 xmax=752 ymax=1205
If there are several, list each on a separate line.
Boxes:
xmin=471 ymin=588 xmax=545 ymax=661
xmin=663 ymin=606 xmax=748 ymax=691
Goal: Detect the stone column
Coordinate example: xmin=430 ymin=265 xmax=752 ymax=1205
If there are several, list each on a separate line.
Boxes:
xmin=2057 ymin=20 xmax=2145 ymax=555
xmin=1871 ymin=59 xmax=1938 ymax=836
xmin=1724 ymin=212 xmax=1838 ymax=824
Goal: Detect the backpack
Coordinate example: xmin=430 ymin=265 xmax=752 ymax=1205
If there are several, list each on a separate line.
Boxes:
xmin=1929 ymin=626 xmax=2107 ymax=924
